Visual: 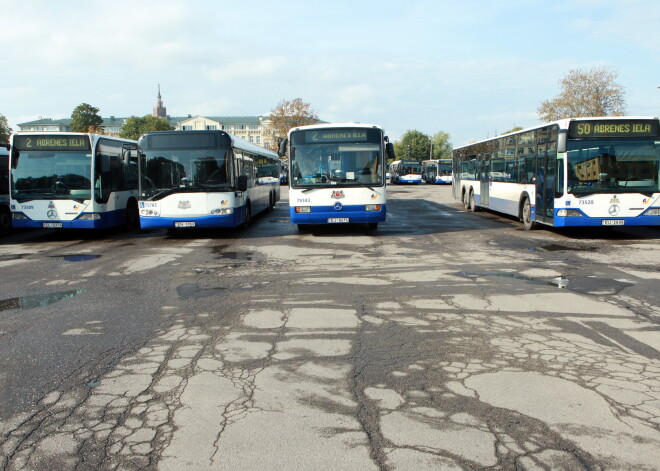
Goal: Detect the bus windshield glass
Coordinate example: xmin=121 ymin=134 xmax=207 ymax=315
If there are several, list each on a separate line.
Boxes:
xmin=11 ymin=150 xmax=92 ymax=201
xmin=290 ymin=128 xmax=384 ymax=188
xmin=567 ymin=139 xmax=660 ymax=195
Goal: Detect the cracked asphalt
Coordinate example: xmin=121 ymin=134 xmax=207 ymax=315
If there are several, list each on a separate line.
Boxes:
xmin=1 ymin=185 xmax=659 ymax=470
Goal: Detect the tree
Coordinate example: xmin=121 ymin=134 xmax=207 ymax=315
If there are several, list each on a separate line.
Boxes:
xmin=501 ymin=126 xmax=523 ymax=135
xmin=0 ymin=114 xmax=11 ymax=143
xmin=264 ymin=98 xmax=319 ymax=153
xmin=537 ymin=66 xmax=626 ymax=122
xmin=394 ymin=130 xmax=431 ymax=161
xmin=431 ymin=131 xmax=452 ymax=159
xmin=70 ymin=103 xmax=104 ymax=133
xmin=119 ymin=115 xmax=173 ymax=140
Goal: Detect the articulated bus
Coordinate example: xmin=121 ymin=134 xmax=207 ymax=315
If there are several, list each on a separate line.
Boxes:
xmin=280 ymin=123 xmax=394 ymax=231
xmin=389 ymin=160 xmax=422 ymax=184
xmin=422 ymin=158 xmax=453 ymax=184
xmin=9 ymin=133 xmax=140 ymax=230
xmin=453 ymin=117 xmax=660 ymax=230
xmin=137 ymin=130 xmax=280 ymax=230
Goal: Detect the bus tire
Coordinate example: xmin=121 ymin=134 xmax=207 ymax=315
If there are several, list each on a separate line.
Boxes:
xmin=463 ymin=190 xmax=470 ymax=210
xmin=241 ymin=202 xmax=251 ymax=229
xmin=469 ymin=191 xmax=478 ymax=212
xmin=268 ymin=192 xmax=274 ymax=212
xmin=297 ymin=224 xmax=309 ymax=233
xmin=521 ymin=197 xmax=535 ymax=230
xmin=367 ymin=222 xmax=378 ymax=231
xmin=0 ymin=207 xmax=11 ymax=237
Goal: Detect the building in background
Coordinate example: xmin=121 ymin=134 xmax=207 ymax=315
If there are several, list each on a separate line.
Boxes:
xmin=16 ymin=87 xmax=322 ymax=149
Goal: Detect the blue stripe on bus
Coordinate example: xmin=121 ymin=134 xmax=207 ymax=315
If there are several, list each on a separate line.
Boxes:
xmin=139 ymin=210 xmax=245 ymax=229
xmin=290 ymin=204 xmax=387 ymax=224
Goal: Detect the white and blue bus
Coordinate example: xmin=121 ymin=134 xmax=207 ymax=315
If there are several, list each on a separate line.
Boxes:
xmin=137 ymin=130 xmax=280 ymax=230
xmin=281 ymin=123 xmax=393 ymax=231
xmin=389 ymin=160 xmax=422 ymax=184
xmin=9 ymin=133 xmax=140 ymax=230
xmin=422 ymin=159 xmax=453 ymax=184
xmin=453 ymin=117 xmax=660 ymax=230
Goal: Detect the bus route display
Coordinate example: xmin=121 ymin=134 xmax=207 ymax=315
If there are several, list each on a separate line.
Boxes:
xmin=13 ymin=135 xmax=91 ymax=151
xmin=568 ymin=119 xmax=659 ymax=139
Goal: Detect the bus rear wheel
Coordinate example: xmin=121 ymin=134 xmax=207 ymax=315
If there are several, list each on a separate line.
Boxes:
xmin=463 ymin=190 xmax=470 ymax=210
xmin=521 ymin=197 xmax=535 ymax=230
xmin=469 ymin=191 xmax=478 ymax=212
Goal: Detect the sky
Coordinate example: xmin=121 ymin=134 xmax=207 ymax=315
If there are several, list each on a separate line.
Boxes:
xmin=1 ymin=0 xmax=659 ymax=146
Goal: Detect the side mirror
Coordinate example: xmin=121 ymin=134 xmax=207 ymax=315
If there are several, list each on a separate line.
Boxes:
xmin=10 ymin=148 xmax=20 ymax=169
xmin=386 ymin=142 xmax=395 ymax=160
xmin=237 ymin=175 xmax=248 ymax=192
xmin=277 ymin=138 xmax=288 ymax=158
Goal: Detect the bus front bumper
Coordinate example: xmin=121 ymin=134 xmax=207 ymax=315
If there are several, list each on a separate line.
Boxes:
xmin=290 ymin=205 xmax=386 ymax=225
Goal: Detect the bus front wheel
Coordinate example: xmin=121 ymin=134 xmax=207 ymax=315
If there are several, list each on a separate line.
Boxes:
xmin=521 ymin=198 xmax=535 ymax=230
xmin=0 ymin=207 xmax=11 ymax=236
xmin=469 ymin=191 xmax=478 ymax=212
xmin=241 ymin=203 xmax=251 ymax=229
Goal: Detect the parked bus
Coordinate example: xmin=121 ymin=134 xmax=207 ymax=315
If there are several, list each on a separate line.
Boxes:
xmin=1 ymin=145 xmax=10 ymax=235
xmin=422 ymin=158 xmax=453 ymax=184
xmin=137 ymin=130 xmax=280 ymax=230
xmin=9 ymin=133 xmax=140 ymax=229
xmin=389 ymin=159 xmax=422 ymax=184
xmin=453 ymin=117 xmax=660 ymax=230
xmin=280 ymin=123 xmax=394 ymax=230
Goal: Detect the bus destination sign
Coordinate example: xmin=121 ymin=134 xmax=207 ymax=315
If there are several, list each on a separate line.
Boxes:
xmin=569 ymin=120 xmax=659 ymax=139
xmin=14 ymin=135 xmax=91 ymax=151
xmin=305 ymin=129 xmax=369 ymax=143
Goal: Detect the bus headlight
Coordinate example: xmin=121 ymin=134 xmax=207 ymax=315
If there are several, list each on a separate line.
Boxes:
xmin=12 ymin=212 xmax=29 ymax=220
xmin=557 ymin=209 xmax=582 ymax=217
xmin=365 ymin=204 xmax=381 ymax=212
xmin=140 ymin=209 xmax=160 ymax=217
xmin=295 ymin=206 xmax=311 ymax=213
xmin=643 ymin=208 xmax=660 ymax=216
xmin=78 ymin=213 xmax=101 ymax=220
xmin=210 ymin=208 xmax=233 ymax=215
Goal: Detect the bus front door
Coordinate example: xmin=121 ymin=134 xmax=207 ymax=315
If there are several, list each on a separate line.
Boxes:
xmin=480 ymin=161 xmax=489 ymax=207
xmin=535 ymin=149 xmax=555 ymax=224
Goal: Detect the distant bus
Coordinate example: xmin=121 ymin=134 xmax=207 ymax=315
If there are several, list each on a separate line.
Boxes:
xmin=281 ymin=123 xmax=393 ymax=230
xmin=390 ymin=159 xmax=422 ymax=184
xmin=422 ymin=159 xmax=453 ymax=184
xmin=453 ymin=117 xmax=660 ymax=229
xmin=9 ymin=133 xmax=140 ymax=229
xmin=137 ymin=130 xmax=280 ymax=230
xmin=1 ymin=145 xmax=10 ymax=235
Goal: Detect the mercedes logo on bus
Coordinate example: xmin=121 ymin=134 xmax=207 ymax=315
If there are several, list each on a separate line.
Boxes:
xmin=333 ymin=202 xmax=343 ymax=211
xmin=608 ymin=205 xmax=620 ymax=216
xmin=47 ymin=209 xmax=57 ymax=219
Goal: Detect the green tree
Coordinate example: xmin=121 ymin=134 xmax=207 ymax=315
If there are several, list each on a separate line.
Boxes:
xmin=431 ymin=131 xmax=452 ymax=159
xmin=70 ymin=103 xmax=103 ymax=133
xmin=537 ymin=66 xmax=626 ymax=122
xmin=264 ymin=98 xmax=319 ymax=154
xmin=0 ymin=114 xmax=11 ymax=143
xmin=394 ymin=130 xmax=431 ymax=161
xmin=501 ymin=126 xmax=523 ymax=135
xmin=119 ymin=115 xmax=173 ymax=140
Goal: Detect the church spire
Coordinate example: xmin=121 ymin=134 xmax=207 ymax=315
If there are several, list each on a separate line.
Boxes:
xmin=153 ymin=84 xmax=167 ymax=118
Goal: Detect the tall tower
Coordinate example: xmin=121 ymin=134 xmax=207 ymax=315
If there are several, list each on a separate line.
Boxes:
xmin=152 ymin=84 xmax=167 ymax=118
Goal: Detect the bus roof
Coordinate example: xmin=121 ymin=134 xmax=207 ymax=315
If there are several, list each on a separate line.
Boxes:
xmin=288 ymin=123 xmax=384 ymax=136
xmin=140 ymin=130 xmax=279 ymax=159
xmin=454 ymin=116 xmax=660 ymax=151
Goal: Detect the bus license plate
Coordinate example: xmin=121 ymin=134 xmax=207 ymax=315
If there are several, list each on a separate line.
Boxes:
xmin=175 ymin=221 xmax=196 ymax=228
xmin=602 ymin=220 xmax=624 ymax=226
xmin=328 ymin=218 xmax=349 ymax=223
xmin=43 ymin=222 xmax=63 ymax=228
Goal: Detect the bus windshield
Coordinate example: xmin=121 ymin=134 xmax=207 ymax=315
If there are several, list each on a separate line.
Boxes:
xmin=11 ymin=150 xmax=92 ymax=201
xmin=140 ymin=148 xmax=232 ymax=198
xmin=290 ymin=129 xmax=384 ymax=188
xmin=567 ymin=139 xmax=660 ymax=195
